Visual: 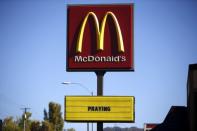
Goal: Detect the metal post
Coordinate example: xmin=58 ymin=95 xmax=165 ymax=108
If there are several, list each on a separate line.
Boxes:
xmin=87 ymin=123 xmax=89 ymax=131
xmin=95 ymin=71 xmax=106 ymax=131
xmin=91 ymin=92 xmax=94 ymax=131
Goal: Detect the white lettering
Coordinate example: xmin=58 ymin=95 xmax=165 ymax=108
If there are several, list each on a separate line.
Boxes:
xmin=75 ymin=56 xmax=83 ymax=62
xmin=74 ymin=55 xmax=127 ymax=63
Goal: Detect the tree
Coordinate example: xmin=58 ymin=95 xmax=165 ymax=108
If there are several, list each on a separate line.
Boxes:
xmin=44 ymin=109 xmax=48 ymax=121
xmin=46 ymin=102 xmax=64 ymax=131
xmin=2 ymin=102 xmax=65 ymax=131
xmin=30 ymin=121 xmax=40 ymax=131
xmin=2 ymin=117 xmax=21 ymax=131
xmin=40 ymin=120 xmax=53 ymax=131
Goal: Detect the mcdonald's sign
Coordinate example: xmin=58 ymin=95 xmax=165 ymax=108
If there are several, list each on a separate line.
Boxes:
xmin=67 ymin=4 xmax=134 ymax=71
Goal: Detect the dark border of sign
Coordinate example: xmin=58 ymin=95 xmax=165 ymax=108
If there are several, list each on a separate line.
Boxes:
xmin=64 ymin=96 xmax=135 ymax=123
xmin=66 ymin=3 xmax=135 ymax=72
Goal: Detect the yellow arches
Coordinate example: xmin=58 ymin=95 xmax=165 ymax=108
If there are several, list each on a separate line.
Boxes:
xmin=76 ymin=11 xmax=124 ymax=53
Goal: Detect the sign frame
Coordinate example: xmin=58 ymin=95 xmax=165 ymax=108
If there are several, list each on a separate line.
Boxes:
xmin=66 ymin=4 xmax=134 ymax=72
xmin=64 ymin=96 xmax=135 ymax=123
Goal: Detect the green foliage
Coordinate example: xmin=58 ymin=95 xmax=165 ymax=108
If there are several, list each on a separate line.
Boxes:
xmin=43 ymin=109 xmax=48 ymax=121
xmin=48 ymin=102 xmax=64 ymax=131
xmin=2 ymin=101 xmax=65 ymax=131
xmin=40 ymin=120 xmax=53 ymax=131
xmin=30 ymin=121 xmax=40 ymax=131
xmin=2 ymin=117 xmax=21 ymax=131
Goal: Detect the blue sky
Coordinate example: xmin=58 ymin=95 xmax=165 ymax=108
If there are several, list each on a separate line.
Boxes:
xmin=0 ymin=0 xmax=197 ymax=130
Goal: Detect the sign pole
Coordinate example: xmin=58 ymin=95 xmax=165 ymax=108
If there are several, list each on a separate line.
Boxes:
xmin=96 ymin=71 xmax=106 ymax=131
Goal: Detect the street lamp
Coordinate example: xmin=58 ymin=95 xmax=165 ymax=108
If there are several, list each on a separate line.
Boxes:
xmin=62 ymin=82 xmax=93 ymax=96
xmin=62 ymin=81 xmax=93 ymax=131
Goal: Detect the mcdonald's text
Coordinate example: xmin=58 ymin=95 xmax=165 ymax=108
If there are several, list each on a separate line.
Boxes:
xmin=74 ymin=55 xmax=126 ymax=63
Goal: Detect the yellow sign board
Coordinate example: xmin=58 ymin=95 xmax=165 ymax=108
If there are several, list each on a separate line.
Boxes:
xmin=65 ymin=96 xmax=135 ymax=122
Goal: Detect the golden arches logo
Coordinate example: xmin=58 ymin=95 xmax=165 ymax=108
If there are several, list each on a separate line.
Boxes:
xmin=76 ymin=11 xmax=125 ymax=53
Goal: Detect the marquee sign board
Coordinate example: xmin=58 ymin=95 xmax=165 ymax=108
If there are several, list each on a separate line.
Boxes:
xmin=67 ymin=4 xmax=134 ymax=71
xmin=64 ymin=96 xmax=135 ymax=122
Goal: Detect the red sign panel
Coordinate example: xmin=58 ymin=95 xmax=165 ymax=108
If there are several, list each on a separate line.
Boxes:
xmin=67 ymin=4 xmax=134 ymax=71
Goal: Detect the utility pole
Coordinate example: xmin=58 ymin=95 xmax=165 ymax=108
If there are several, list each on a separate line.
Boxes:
xmin=21 ymin=107 xmax=30 ymax=131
